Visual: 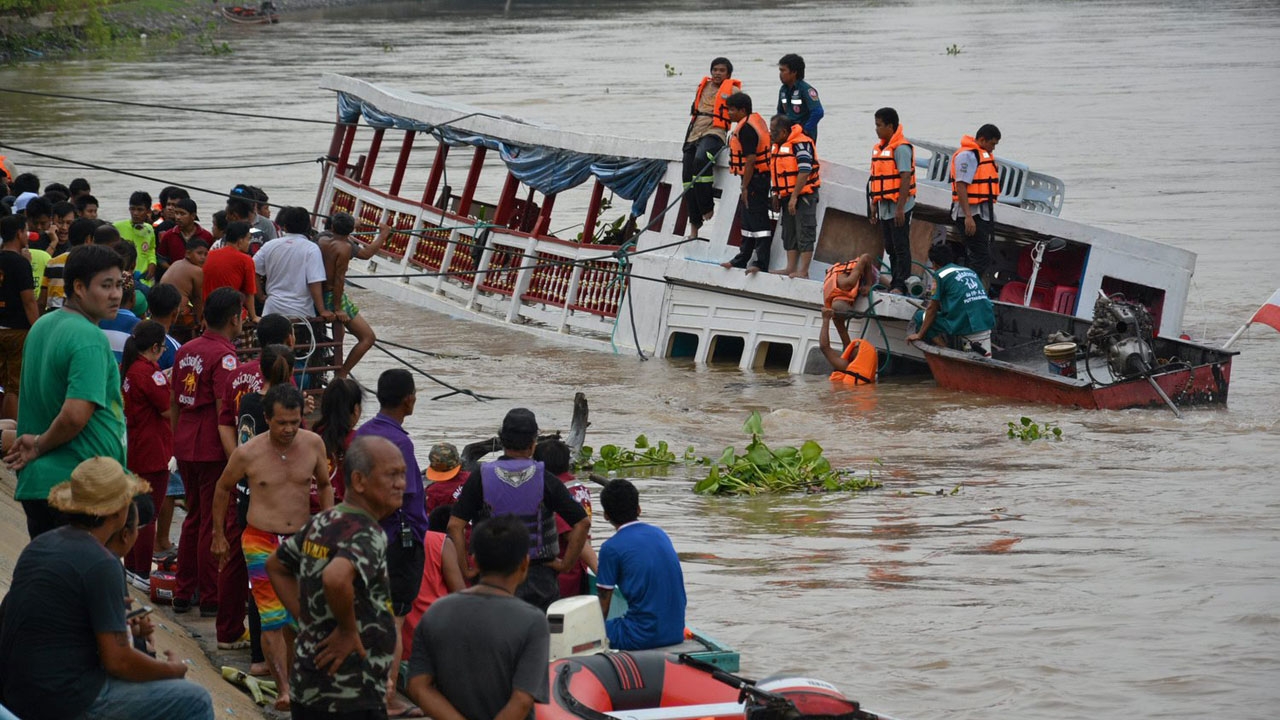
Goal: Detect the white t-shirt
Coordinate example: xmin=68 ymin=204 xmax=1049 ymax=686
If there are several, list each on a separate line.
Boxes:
xmin=254 ymin=233 xmax=326 ymax=318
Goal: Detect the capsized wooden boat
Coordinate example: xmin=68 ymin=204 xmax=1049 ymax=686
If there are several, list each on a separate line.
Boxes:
xmin=315 ymin=74 xmax=1199 ymax=377
xmin=915 ymin=295 xmax=1235 ymax=411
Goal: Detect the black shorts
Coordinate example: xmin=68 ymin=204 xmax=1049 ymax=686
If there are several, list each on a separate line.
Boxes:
xmin=386 ymin=536 xmax=426 ymax=617
xmin=515 ymin=562 xmax=560 ymax=612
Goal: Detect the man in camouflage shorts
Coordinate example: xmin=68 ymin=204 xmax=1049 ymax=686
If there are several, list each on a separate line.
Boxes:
xmin=268 ymin=435 xmax=408 ymax=720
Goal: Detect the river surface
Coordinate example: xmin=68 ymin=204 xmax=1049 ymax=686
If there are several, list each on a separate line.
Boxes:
xmin=3 ymin=1 xmax=1279 ymax=717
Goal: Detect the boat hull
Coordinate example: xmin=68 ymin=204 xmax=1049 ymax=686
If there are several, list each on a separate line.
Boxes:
xmin=919 ymin=303 xmax=1234 ymax=410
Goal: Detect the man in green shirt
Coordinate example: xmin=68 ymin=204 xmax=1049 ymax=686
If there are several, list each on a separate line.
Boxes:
xmin=114 ymin=190 xmax=158 ymax=282
xmin=907 ymin=243 xmax=996 ymax=357
xmin=7 ymin=244 xmax=128 ymax=538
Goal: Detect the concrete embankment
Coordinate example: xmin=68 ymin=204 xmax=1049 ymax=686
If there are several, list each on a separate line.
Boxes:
xmin=0 ymin=468 xmax=272 ymax=720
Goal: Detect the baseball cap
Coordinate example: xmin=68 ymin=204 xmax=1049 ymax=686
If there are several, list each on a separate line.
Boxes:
xmin=13 ymin=192 xmax=38 ymax=213
xmin=426 ymin=443 xmax=461 ymax=482
xmin=499 ymin=408 xmax=538 ymax=449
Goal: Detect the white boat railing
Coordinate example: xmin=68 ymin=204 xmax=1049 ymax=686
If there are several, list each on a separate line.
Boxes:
xmin=322 ymin=165 xmax=629 ymax=338
xmin=911 ymin=138 xmax=1066 ymax=216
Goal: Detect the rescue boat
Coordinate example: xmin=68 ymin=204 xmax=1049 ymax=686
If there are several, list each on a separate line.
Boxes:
xmin=538 ymin=597 xmax=899 ymax=720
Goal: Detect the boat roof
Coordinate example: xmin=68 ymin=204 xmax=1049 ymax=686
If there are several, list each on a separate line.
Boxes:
xmin=320 ymin=74 xmax=683 ymax=161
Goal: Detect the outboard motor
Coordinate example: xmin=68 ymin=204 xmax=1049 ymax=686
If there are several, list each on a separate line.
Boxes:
xmin=547 ymin=596 xmax=608 ymax=661
xmin=1086 ymin=293 xmax=1155 ymax=379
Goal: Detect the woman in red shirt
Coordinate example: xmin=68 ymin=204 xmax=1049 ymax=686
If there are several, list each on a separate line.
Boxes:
xmin=121 ymin=320 xmax=174 ymax=581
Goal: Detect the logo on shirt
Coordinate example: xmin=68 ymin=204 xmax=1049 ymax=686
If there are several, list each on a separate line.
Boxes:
xmin=222 ymin=354 xmax=238 ymax=371
xmin=152 ymin=371 xmax=167 ymax=386
xmin=808 ymin=87 xmax=819 ymax=101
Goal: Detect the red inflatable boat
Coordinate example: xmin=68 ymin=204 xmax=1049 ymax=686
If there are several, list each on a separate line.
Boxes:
xmin=538 ymin=651 xmax=893 ymax=720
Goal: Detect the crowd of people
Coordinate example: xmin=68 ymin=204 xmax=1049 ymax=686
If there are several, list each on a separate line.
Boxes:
xmin=0 ymin=171 xmax=691 ymax=719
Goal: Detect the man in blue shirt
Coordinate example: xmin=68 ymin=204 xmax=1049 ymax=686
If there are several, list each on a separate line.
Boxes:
xmin=353 ymin=368 xmax=426 ymax=717
xmin=596 ymin=479 xmax=686 ymax=651
xmin=776 ymin=53 xmax=824 ymax=140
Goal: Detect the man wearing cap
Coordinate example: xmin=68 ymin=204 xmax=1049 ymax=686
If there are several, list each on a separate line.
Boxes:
xmin=319 ymin=214 xmax=389 ymax=378
xmin=352 ymin=368 xmax=427 ymax=717
xmin=158 ymin=198 xmax=213 ymax=277
xmin=424 ymin=442 xmax=468 ymax=513
xmin=0 ymin=457 xmax=215 ymax=720
xmin=448 ymin=408 xmax=591 ymax=611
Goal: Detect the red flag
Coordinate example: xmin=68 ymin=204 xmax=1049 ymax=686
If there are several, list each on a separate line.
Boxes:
xmin=1252 ymin=288 xmax=1280 ymax=333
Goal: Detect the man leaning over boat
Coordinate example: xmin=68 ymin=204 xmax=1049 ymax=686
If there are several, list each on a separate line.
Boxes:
xmin=682 ymin=57 xmax=739 ymax=240
xmin=907 ymin=243 xmax=995 ymax=357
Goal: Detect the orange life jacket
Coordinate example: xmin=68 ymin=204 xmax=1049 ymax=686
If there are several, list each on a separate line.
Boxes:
xmin=690 ymin=77 xmax=742 ymax=131
xmin=868 ymin=125 xmax=917 ymax=205
xmin=0 ymin=155 xmax=12 ymax=182
xmin=729 ymin=113 xmax=771 ymax=177
xmin=950 ymin=135 xmax=1001 ymax=204
xmin=830 ymin=338 xmax=877 ymax=385
xmin=770 ymin=124 xmax=821 ymax=198
xmin=823 ymin=260 xmax=863 ymax=308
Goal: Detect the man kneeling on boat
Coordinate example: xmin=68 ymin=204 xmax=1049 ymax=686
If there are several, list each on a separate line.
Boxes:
xmin=596 ymin=479 xmax=687 ymax=651
xmin=907 ymin=243 xmax=995 ymax=357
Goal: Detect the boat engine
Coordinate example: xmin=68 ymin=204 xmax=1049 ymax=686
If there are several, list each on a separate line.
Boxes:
xmin=1086 ymin=294 xmax=1155 ymax=379
xmin=747 ymin=677 xmax=868 ymax=720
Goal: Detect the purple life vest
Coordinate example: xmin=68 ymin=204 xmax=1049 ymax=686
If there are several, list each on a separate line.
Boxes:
xmin=480 ymin=459 xmax=559 ymax=562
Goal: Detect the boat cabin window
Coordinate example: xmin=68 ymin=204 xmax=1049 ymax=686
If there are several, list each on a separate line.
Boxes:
xmin=1100 ymin=276 xmax=1165 ymax=331
xmin=708 ymin=335 xmax=745 ymax=365
xmin=667 ymin=332 xmax=700 ymax=359
xmin=752 ymin=341 xmax=794 ymax=371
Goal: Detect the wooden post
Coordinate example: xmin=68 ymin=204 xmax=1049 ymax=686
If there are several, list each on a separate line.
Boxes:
xmin=360 ymin=128 xmax=385 ymax=185
xmin=423 ymin=142 xmax=450 ymax=209
xmin=335 ymin=124 xmax=358 ymax=176
xmin=647 ymin=182 xmax=672 ymax=232
xmin=326 ymin=122 xmax=346 ymax=161
xmin=457 ymin=146 xmax=488 ymax=218
xmin=493 ymin=171 xmax=520 ymax=228
xmin=532 ymin=193 xmax=557 ymax=237
xmin=389 ymin=130 xmax=416 ymax=196
xmin=581 ymin=180 xmax=605 ymax=244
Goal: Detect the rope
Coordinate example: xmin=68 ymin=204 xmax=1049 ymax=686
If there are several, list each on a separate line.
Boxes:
xmin=14 ymin=158 xmax=320 ymax=172
xmin=0 ymin=87 xmax=357 ymax=127
xmin=370 ymin=339 xmax=499 ymax=402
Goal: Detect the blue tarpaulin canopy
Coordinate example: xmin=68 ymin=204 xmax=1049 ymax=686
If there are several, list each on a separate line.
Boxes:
xmin=338 ymin=92 xmax=666 ymax=217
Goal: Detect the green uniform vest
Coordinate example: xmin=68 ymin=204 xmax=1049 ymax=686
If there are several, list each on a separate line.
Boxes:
xmin=934 ymin=264 xmax=995 ymax=337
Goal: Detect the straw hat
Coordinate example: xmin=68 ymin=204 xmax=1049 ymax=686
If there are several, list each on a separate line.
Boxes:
xmin=48 ymin=457 xmax=150 ymax=517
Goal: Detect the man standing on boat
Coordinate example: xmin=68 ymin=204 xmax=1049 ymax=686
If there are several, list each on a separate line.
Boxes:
xmin=681 ymin=57 xmax=739 ymax=239
xmin=907 ymin=243 xmax=995 ymax=356
xmin=768 ymin=116 xmax=820 ymax=279
xmin=868 ymin=107 xmax=917 ymax=295
xmin=720 ymin=93 xmax=773 ymax=274
xmin=318 ymin=212 xmax=389 ymax=378
xmin=776 ymin=54 xmax=824 ymax=140
xmin=950 ymin=124 xmax=1002 ymax=283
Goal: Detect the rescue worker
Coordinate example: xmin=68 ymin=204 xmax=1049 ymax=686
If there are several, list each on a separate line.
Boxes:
xmin=446 ymin=408 xmax=590 ymax=612
xmin=769 ymin=115 xmax=820 ymax=279
xmin=776 ymin=54 xmax=824 ymax=140
xmin=867 ymin=107 xmax=916 ymax=295
xmin=950 ymin=124 xmax=1002 ymax=282
xmin=819 ymin=308 xmax=877 ymax=386
xmin=720 ymin=93 xmax=772 ymax=273
xmin=682 ymin=57 xmax=740 ymax=239
xmin=823 ymin=253 xmax=877 ymax=346
xmin=907 ymin=243 xmax=995 ymax=356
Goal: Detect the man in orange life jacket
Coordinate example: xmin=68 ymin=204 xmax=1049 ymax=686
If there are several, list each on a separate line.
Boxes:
xmin=950 ymin=124 xmax=1002 ymax=282
xmin=769 ymin=115 xmax=820 ymax=278
xmin=867 ymin=107 xmax=916 ymax=295
xmin=682 ymin=57 xmax=739 ymax=239
xmin=720 ymin=93 xmax=772 ymax=273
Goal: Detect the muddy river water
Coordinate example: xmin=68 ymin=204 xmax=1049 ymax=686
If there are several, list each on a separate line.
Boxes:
xmin=2 ymin=0 xmax=1279 ymax=716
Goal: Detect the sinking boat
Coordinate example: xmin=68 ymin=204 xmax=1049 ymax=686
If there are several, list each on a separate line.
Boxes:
xmin=314 ymin=74 xmax=1197 ymax=376
xmin=915 ymin=293 xmax=1235 ymax=412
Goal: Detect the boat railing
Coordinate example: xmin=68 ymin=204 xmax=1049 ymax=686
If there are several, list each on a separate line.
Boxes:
xmin=910 ymin=138 xmax=1066 ymax=216
xmin=322 ymin=165 xmax=628 ymax=337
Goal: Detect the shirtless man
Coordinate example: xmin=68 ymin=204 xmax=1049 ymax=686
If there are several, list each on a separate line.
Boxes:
xmin=211 ymin=383 xmax=334 ymax=711
xmin=318 ymin=213 xmax=389 ymax=378
xmin=159 ymin=237 xmax=208 ymax=343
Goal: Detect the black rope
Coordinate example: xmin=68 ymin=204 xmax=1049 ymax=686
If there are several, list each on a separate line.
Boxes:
xmin=370 ymin=339 xmax=498 ymax=402
xmin=14 ymin=158 xmax=320 ymax=172
xmin=0 ymin=87 xmax=356 ymax=126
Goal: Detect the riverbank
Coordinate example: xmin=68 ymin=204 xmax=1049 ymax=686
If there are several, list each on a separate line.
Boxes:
xmin=0 ymin=0 xmax=373 ymax=64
